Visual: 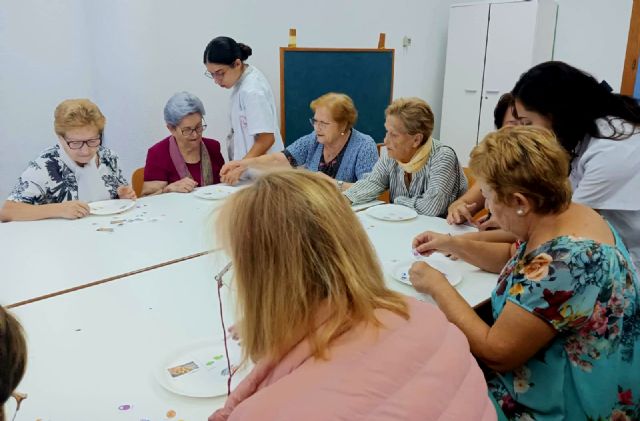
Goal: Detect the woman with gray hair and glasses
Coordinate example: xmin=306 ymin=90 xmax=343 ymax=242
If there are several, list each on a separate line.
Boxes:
xmin=142 ymin=91 xmax=225 ymax=196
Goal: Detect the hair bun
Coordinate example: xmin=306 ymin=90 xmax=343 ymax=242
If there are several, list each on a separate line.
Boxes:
xmin=238 ymin=43 xmax=253 ymax=61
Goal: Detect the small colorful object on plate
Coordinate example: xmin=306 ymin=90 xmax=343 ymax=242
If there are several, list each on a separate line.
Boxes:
xmin=155 ymin=339 xmax=243 ymax=398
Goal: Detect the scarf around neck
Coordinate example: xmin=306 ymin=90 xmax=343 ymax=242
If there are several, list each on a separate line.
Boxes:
xmin=396 ymin=137 xmax=433 ymax=174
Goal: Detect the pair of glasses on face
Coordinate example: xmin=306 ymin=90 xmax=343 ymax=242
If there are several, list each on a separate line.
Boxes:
xmin=63 ymin=136 xmax=101 ymax=150
xmin=178 ymin=120 xmax=208 ymax=137
xmin=204 ymin=67 xmax=229 ymax=81
xmin=309 ymin=118 xmax=332 ymax=129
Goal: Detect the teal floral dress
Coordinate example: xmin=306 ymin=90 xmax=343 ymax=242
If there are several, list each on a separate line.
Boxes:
xmin=488 ymin=226 xmax=640 ymax=421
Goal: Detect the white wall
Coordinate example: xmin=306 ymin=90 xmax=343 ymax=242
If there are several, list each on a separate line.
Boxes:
xmin=554 ymin=0 xmax=633 ymax=91
xmin=0 ymin=1 xmax=96 ymax=199
xmin=0 ymin=0 xmax=634 ymax=201
xmin=0 ymin=0 xmax=459 ymax=199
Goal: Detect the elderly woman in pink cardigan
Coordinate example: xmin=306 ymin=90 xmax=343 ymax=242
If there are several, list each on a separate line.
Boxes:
xmin=210 ymin=170 xmax=495 ymax=421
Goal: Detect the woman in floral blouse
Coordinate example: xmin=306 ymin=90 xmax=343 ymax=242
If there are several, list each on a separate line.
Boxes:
xmin=409 ymin=126 xmax=640 ymax=420
xmin=0 ymin=99 xmax=135 ymax=222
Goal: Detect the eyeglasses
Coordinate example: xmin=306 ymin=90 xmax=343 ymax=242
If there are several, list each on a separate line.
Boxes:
xmin=9 ymin=392 xmax=27 ymax=421
xmin=179 ymin=120 xmax=207 ymax=137
xmin=215 ymin=261 xmax=235 ymax=396
xmin=63 ymin=136 xmax=101 ymax=150
xmin=309 ymin=118 xmax=332 ymax=129
xmin=204 ymin=68 xmax=229 ymax=80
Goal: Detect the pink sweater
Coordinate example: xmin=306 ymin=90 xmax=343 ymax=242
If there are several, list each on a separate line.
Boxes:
xmin=211 ymin=298 xmax=496 ymax=421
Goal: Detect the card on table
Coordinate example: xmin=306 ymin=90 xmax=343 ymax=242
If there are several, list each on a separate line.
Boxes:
xmin=167 ymin=361 xmax=199 ymax=378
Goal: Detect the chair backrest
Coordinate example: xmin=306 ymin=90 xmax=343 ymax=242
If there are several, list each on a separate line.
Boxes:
xmin=131 ymin=167 xmax=144 ymax=196
xmin=376 ymin=144 xmax=390 ymax=203
xmin=462 ymin=167 xmax=475 ymax=189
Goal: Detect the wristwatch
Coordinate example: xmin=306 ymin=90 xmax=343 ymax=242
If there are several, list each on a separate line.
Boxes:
xmin=337 ymin=180 xmax=344 ymax=191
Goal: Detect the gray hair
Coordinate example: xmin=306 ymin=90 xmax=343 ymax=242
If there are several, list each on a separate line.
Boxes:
xmin=164 ymin=91 xmax=206 ymax=126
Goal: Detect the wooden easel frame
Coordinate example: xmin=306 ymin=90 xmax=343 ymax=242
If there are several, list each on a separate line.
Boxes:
xmin=621 ymin=0 xmax=640 ymax=95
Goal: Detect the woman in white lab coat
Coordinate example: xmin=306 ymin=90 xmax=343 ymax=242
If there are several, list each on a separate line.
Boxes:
xmin=203 ymin=36 xmax=283 ymax=171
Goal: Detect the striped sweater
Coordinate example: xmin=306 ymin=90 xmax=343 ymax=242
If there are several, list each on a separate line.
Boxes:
xmin=344 ymin=139 xmax=467 ymax=217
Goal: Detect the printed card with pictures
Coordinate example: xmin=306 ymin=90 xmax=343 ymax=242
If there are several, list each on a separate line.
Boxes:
xmin=167 ymin=361 xmax=199 ymax=378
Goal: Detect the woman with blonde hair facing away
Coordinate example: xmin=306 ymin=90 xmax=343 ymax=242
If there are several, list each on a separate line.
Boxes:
xmin=219 ymin=92 xmax=377 ymax=188
xmin=210 ymin=170 xmax=495 ymax=421
xmin=410 ymin=126 xmax=640 ymax=420
xmin=0 ymin=306 xmax=28 ymax=421
xmin=1 ymin=99 xmax=135 ymax=222
xmin=345 ymin=97 xmax=466 ymax=216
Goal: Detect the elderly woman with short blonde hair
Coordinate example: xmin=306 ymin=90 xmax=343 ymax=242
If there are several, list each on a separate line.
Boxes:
xmin=220 ymin=92 xmax=378 ymax=187
xmin=344 ymin=97 xmax=466 ymax=216
xmin=1 ymin=98 xmax=134 ymax=222
xmin=410 ymin=126 xmax=640 ymax=420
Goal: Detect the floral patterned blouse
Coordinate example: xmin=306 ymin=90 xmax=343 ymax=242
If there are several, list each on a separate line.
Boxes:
xmin=489 ymin=226 xmax=640 ymax=421
xmin=7 ymin=145 xmax=128 ymax=204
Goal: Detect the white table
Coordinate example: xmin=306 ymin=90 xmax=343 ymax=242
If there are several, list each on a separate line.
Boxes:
xmin=1 ymin=192 xmax=227 ymax=307
xmin=358 ymin=211 xmax=498 ymax=307
xmin=5 ymin=206 xmax=499 ymax=420
xmin=6 ymin=253 xmax=240 ymax=421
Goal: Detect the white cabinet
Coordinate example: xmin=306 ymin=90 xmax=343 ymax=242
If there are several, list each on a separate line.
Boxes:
xmin=440 ymin=0 xmax=558 ymax=165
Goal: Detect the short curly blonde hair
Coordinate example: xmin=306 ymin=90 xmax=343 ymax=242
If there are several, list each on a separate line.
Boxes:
xmin=54 ymin=99 xmax=106 ymax=137
xmin=310 ymin=93 xmax=358 ymax=130
xmin=469 ymin=126 xmax=572 ymax=214
xmin=385 ymin=97 xmax=434 ymax=145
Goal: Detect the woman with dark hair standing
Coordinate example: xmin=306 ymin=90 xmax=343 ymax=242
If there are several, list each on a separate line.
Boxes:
xmin=512 ymin=61 xmax=640 ymax=269
xmin=203 ymin=36 xmax=283 ymax=170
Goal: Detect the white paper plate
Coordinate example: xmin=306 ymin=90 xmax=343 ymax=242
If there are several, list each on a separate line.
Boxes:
xmin=390 ymin=255 xmax=463 ymax=287
xmin=193 ymin=185 xmax=238 ymax=200
xmin=88 ymin=199 xmax=136 ymax=215
xmin=365 ymin=204 xmax=418 ymax=221
xmin=154 ymin=339 xmax=243 ymax=398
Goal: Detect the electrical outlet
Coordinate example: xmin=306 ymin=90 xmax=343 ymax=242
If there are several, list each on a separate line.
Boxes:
xmin=402 ymin=36 xmax=412 ymax=48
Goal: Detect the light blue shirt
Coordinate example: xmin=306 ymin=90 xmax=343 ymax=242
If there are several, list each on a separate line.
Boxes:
xmin=284 ymin=128 xmax=378 ymax=182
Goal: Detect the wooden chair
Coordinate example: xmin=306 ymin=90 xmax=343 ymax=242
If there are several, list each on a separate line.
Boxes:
xmin=462 ymin=166 xmax=475 ymax=188
xmin=376 ymin=144 xmax=390 ymax=203
xmin=131 ymin=167 xmax=144 ymax=197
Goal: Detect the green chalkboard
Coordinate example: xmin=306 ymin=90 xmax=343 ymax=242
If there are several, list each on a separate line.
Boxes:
xmin=280 ymin=48 xmax=394 ymax=146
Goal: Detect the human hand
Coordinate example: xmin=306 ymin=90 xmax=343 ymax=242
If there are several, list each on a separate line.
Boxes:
xmin=412 ymin=231 xmax=454 ymax=257
xmin=409 ymin=261 xmax=448 ymax=295
xmin=220 ymin=167 xmax=245 ymax=185
xmin=117 ymin=185 xmax=137 ymax=200
xmin=446 ymin=201 xmax=477 ymax=225
xmin=220 ymin=159 xmax=247 ymax=177
xmin=476 ymin=214 xmax=501 ymax=231
xmin=165 ymin=177 xmax=198 ymax=193
xmin=54 ymin=201 xmax=90 ymax=219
